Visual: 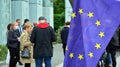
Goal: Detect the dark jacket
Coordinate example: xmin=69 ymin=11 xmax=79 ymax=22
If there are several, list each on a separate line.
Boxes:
xmin=109 ymin=28 xmax=119 ymax=47
xmin=61 ymin=27 xmax=69 ymax=45
xmin=7 ymin=30 xmax=20 ymax=48
xmin=30 ymin=23 xmax=57 ymax=58
xmin=107 ymin=28 xmax=119 ymax=51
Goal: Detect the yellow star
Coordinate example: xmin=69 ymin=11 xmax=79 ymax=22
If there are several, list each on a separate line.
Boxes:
xmin=79 ymin=9 xmax=83 ymax=14
xmin=99 ymin=32 xmax=105 ymax=38
xmin=78 ymin=54 xmax=84 ymax=60
xmin=71 ymin=12 xmax=76 ymax=18
xmin=88 ymin=12 xmax=94 ymax=18
xmin=66 ymin=46 xmax=68 ymax=51
xmin=88 ymin=52 xmax=94 ymax=58
xmin=69 ymin=53 xmax=74 ymax=58
xmin=95 ymin=20 xmax=101 ymax=26
xmin=95 ymin=43 xmax=101 ymax=49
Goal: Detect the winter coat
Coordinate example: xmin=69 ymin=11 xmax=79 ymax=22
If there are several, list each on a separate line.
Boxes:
xmin=7 ymin=30 xmax=20 ymax=48
xmin=30 ymin=23 xmax=57 ymax=58
xmin=20 ymin=30 xmax=34 ymax=63
xmin=60 ymin=27 xmax=69 ymax=45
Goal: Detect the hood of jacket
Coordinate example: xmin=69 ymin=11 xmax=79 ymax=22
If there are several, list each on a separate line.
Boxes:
xmin=37 ymin=23 xmax=49 ymax=29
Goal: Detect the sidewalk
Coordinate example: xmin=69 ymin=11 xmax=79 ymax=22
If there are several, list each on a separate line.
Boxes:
xmin=0 ymin=63 xmax=63 ymax=67
xmin=0 ymin=44 xmax=64 ymax=67
xmin=56 ymin=63 xmax=63 ymax=67
xmin=116 ymin=51 xmax=120 ymax=67
xmin=1 ymin=45 xmax=120 ymax=67
xmin=0 ymin=61 xmax=5 ymax=66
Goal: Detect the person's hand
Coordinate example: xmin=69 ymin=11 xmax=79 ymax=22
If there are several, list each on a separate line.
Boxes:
xmin=18 ymin=37 xmax=20 ymax=42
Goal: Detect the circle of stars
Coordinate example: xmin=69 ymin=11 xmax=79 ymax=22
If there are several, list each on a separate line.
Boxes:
xmin=68 ymin=8 xmax=106 ymax=61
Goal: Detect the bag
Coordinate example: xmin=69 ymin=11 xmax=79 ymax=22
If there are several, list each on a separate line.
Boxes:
xmin=21 ymin=47 xmax=30 ymax=58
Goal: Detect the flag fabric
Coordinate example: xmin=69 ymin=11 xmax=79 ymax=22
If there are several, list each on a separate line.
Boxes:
xmin=64 ymin=0 xmax=120 ymax=67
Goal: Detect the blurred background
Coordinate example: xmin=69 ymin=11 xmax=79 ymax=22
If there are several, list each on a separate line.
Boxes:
xmin=0 ymin=0 xmax=72 ymax=62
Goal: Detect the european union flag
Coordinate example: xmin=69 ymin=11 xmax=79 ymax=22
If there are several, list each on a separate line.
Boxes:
xmin=64 ymin=0 xmax=120 ymax=67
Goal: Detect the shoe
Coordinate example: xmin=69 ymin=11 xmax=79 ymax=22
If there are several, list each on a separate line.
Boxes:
xmin=19 ymin=61 xmax=23 ymax=65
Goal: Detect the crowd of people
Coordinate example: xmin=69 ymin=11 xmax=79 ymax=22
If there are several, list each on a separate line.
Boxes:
xmin=5 ymin=16 xmax=119 ymax=67
xmin=6 ymin=16 xmax=56 ymax=67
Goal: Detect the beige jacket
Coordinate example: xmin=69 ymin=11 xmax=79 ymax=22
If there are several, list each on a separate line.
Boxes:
xmin=20 ymin=30 xmax=34 ymax=63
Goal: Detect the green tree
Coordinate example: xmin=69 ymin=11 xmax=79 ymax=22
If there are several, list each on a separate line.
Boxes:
xmin=54 ymin=0 xmax=65 ymax=31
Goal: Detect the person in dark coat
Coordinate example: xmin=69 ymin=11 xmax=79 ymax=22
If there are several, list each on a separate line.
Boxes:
xmin=60 ymin=22 xmax=70 ymax=55
xmin=30 ymin=16 xmax=57 ymax=67
xmin=6 ymin=23 xmax=12 ymax=65
xmin=106 ymin=27 xmax=119 ymax=67
xmin=16 ymin=19 xmax=23 ymax=65
xmin=7 ymin=22 xmax=20 ymax=67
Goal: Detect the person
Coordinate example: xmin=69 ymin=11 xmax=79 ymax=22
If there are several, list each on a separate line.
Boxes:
xmin=16 ymin=19 xmax=23 ymax=65
xmin=99 ymin=51 xmax=113 ymax=67
xmin=16 ymin=19 xmax=23 ymax=35
xmin=30 ymin=16 xmax=57 ymax=67
xmin=6 ymin=23 xmax=12 ymax=65
xmin=20 ymin=22 xmax=34 ymax=67
xmin=23 ymin=19 xmax=29 ymax=28
xmin=106 ymin=28 xmax=119 ymax=67
xmin=60 ymin=22 xmax=70 ymax=55
xmin=7 ymin=22 xmax=20 ymax=67
xmin=107 ymin=53 xmax=113 ymax=67
xmin=33 ymin=21 xmax=38 ymax=26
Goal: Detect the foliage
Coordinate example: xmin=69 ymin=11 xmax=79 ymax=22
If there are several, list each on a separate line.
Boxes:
xmin=53 ymin=26 xmax=64 ymax=44
xmin=56 ymin=26 xmax=64 ymax=43
xmin=0 ymin=45 xmax=7 ymax=61
xmin=54 ymin=0 xmax=65 ymax=14
xmin=54 ymin=0 xmax=65 ymax=31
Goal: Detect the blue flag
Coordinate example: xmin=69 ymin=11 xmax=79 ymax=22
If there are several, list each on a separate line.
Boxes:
xmin=64 ymin=0 xmax=120 ymax=67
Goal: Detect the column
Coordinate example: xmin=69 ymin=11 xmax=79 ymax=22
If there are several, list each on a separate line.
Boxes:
xmin=11 ymin=0 xmax=29 ymax=24
xmin=65 ymin=0 xmax=72 ymax=22
xmin=0 ymin=0 xmax=11 ymax=44
xmin=43 ymin=0 xmax=54 ymax=28
xmin=29 ymin=0 xmax=43 ymax=23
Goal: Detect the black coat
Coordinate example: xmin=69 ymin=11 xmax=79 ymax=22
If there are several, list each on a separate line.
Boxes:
xmin=7 ymin=30 xmax=20 ymax=48
xmin=107 ymin=27 xmax=119 ymax=51
xmin=60 ymin=27 xmax=69 ymax=45
xmin=30 ymin=26 xmax=56 ymax=58
xmin=109 ymin=28 xmax=119 ymax=47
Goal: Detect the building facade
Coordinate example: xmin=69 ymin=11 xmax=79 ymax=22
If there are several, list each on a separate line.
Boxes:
xmin=0 ymin=0 xmax=53 ymax=45
xmin=65 ymin=0 xmax=72 ymax=22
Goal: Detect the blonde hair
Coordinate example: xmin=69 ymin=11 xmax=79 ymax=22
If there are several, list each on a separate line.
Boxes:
xmin=23 ymin=22 xmax=33 ymax=29
xmin=10 ymin=22 xmax=17 ymax=30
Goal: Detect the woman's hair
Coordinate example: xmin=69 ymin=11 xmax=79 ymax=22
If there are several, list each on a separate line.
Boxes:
xmin=7 ymin=23 xmax=12 ymax=30
xmin=23 ymin=19 xmax=29 ymax=25
xmin=10 ymin=22 xmax=17 ymax=30
xmin=23 ymin=22 xmax=32 ymax=29
xmin=24 ymin=19 xmax=29 ymax=23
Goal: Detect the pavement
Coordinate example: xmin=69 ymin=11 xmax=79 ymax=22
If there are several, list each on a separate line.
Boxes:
xmin=0 ymin=44 xmax=64 ymax=67
xmin=116 ymin=51 xmax=120 ymax=67
xmin=0 ymin=44 xmax=120 ymax=67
